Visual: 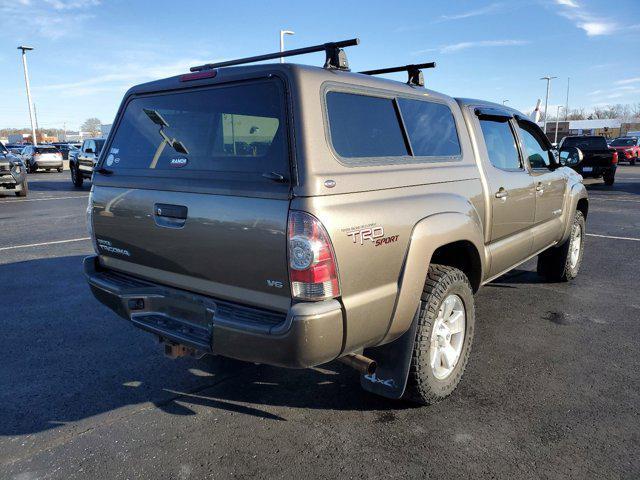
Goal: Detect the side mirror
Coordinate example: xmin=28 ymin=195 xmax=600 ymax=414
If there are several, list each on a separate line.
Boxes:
xmin=559 ymin=146 xmax=583 ymax=167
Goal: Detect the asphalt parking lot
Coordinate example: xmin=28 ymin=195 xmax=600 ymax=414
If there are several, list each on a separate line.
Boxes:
xmin=1 ymin=168 xmax=639 ymax=480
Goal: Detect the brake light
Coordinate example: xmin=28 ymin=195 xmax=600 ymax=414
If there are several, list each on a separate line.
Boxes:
xmin=288 ymin=211 xmax=340 ymax=301
xmin=180 ymin=69 xmax=217 ymax=82
xmin=612 ymin=151 xmax=618 ymax=164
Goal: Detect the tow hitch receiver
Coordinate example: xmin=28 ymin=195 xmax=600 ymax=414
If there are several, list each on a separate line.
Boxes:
xmin=161 ymin=340 xmax=205 ymax=359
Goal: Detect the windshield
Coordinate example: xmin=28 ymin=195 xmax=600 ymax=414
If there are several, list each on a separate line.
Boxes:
xmin=35 ymin=147 xmax=58 ymax=153
xmin=0 ymin=142 xmax=7 ymax=154
xmin=105 ymin=79 xmax=288 ymax=176
xmin=561 ymin=136 xmax=608 ymax=150
xmin=611 ymin=138 xmax=637 ymax=147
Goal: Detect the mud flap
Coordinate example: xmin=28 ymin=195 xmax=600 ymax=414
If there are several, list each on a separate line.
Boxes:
xmin=360 ymin=310 xmax=419 ymax=399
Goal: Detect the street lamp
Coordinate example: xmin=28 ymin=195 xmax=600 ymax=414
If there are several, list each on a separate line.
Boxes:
xmin=502 ymin=99 xmax=509 ymax=105
xmin=540 ymin=76 xmax=557 ymax=134
xmin=18 ymin=45 xmax=38 ymax=146
xmin=279 ymin=30 xmax=295 ymax=63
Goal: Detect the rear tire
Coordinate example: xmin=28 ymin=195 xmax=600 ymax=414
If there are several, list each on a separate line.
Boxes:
xmin=631 ymin=159 xmax=636 ymax=166
xmin=28 ymin=162 xmax=37 ymax=174
xmin=71 ymin=164 xmax=84 ymax=188
xmin=603 ymin=171 xmax=615 ymax=185
xmin=403 ymin=265 xmax=475 ymax=405
xmin=57 ymin=167 xmax=63 ymax=172
xmin=537 ymin=210 xmax=585 ymax=282
xmin=16 ymin=180 xmax=28 ymax=197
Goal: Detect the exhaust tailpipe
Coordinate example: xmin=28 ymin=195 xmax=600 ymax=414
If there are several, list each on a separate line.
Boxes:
xmin=338 ymin=353 xmax=377 ymax=375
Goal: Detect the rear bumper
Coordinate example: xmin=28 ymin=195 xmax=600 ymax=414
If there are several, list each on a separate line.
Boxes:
xmin=32 ymin=159 xmax=63 ymax=168
xmin=578 ymin=164 xmax=616 ymax=177
xmin=83 ymin=255 xmax=344 ymax=368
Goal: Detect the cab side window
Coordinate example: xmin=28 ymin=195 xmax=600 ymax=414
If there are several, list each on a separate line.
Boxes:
xmin=479 ymin=119 xmax=522 ymax=170
xmin=518 ymin=124 xmax=552 ymax=169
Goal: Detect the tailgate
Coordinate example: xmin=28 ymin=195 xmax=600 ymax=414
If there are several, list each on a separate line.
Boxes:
xmin=581 ymin=150 xmax=613 ymax=167
xmin=91 ymin=77 xmax=293 ymax=312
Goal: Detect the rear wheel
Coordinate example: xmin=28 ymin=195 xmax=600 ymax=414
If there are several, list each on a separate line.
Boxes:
xmin=403 ymin=265 xmax=475 ymax=405
xmin=71 ymin=163 xmax=84 ymax=188
xmin=57 ymin=167 xmax=63 ymax=172
xmin=537 ymin=210 xmax=585 ymax=282
xmin=631 ymin=158 xmax=636 ymax=166
xmin=28 ymin=162 xmax=37 ymax=174
xmin=603 ymin=170 xmax=615 ymax=185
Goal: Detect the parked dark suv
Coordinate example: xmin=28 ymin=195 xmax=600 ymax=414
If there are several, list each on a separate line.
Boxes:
xmin=69 ymin=138 xmax=105 ymax=187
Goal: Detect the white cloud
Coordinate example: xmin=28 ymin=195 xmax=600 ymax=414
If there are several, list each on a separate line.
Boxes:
xmin=0 ymin=0 xmax=99 ymax=39
xmin=417 ymin=39 xmax=529 ymax=54
xmin=44 ymin=0 xmax=99 ymax=9
xmin=578 ymin=22 xmax=616 ymax=36
xmin=38 ymin=57 xmax=218 ymax=97
xmin=553 ymin=0 xmax=620 ymax=36
xmin=439 ymin=3 xmax=504 ymax=21
xmin=554 ymin=0 xmax=579 ymax=7
xmin=615 ymin=77 xmax=640 ymax=85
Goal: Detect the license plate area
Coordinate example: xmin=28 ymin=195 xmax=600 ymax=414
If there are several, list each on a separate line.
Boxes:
xmin=582 ymin=166 xmax=593 ymax=173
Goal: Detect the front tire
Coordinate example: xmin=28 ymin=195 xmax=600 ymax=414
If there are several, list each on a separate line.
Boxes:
xmin=403 ymin=265 xmax=475 ymax=405
xmin=15 ymin=180 xmax=28 ymax=197
xmin=537 ymin=210 xmax=585 ymax=282
xmin=71 ymin=164 xmax=84 ymax=188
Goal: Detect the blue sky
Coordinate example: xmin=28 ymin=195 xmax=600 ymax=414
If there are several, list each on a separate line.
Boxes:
xmin=0 ymin=0 xmax=638 ymax=130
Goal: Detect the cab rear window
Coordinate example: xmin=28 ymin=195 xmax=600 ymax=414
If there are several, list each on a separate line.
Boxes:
xmin=105 ymin=79 xmax=288 ymax=175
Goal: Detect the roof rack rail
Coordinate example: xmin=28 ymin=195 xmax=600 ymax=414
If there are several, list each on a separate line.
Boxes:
xmin=190 ymin=38 xmax=360 ymax=72
xmin=359 ymin=62 xmax=436 ymax=87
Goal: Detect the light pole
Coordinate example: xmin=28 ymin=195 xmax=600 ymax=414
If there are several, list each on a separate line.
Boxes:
xmin=18 ymin=45 xmax=38 ymax=146
xmin=502 ymin=99 xmax=509 ymax=105
xmin=564 ymin=77 xmax=570 ymax=121
xmin=540 ymin=76 xmax=557 ymax=134
xmin=554 ymin=105 xmax=564 ymax=144
xmin=279 ymin=30 xmax=295 ymax=63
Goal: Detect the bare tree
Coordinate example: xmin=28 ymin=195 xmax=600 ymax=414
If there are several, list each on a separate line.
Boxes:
xmin=81 ymin=118 xmax=102 ymax=135
xmin=566 ymin=108 xmax=586 ymax=120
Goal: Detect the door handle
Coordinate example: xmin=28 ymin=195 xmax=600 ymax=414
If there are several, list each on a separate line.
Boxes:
xmin=495 ymin=188 xmax=509 ymax=199
xmin=154 ymin=203 xmax=188 ymax=228
xmin=155 ymin=203 xmax=188 ymax=220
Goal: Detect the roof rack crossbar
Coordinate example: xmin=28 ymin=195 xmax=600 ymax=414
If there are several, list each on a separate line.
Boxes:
xmin=190 ymin=38 xmax=360 ymax=72
xmin=359 ymin=62 xmax=436 ymax=87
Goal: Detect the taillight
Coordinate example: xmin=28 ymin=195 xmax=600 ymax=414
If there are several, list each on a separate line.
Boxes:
xmin=86 ymin=187 xmax=99 ymax=255
xmin=612 ymin=151 xmax=618 ymax=164
xmin=288 ymin=211 xmax=340 ymax=301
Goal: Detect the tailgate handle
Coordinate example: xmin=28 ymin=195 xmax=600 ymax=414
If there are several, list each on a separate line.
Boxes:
xmin=154 ymin=203 xmax=188 ymax=220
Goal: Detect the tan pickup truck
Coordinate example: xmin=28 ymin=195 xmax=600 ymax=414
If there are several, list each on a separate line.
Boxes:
xmin=84 ymin=40 xmax=588 ymax=405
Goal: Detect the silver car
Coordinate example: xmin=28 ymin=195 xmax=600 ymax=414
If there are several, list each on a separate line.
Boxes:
xmin=21 ymin=145 xmax=63 ymax=173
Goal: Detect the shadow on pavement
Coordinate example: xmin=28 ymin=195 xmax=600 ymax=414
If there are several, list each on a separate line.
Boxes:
xmin=0 ymin=255 xmax=397 ymax=437
xmin=585 ymin=180 xmax=640 ymax=196
xmin=26 ymin=174 xmax=90 ymax=194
